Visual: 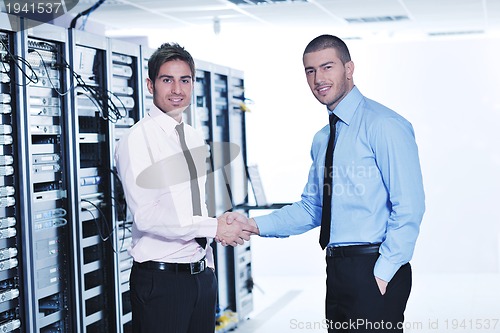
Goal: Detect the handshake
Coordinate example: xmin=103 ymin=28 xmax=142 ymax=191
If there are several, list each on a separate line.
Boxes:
xmin=215 ymin=212 xmax=260 ymax=247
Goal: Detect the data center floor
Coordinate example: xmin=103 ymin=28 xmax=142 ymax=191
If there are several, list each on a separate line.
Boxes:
xmin=235 ymin=274 xmax=500 ymax=333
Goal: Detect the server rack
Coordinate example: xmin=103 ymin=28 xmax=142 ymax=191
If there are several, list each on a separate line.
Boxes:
xmin=227 ymin=70 xmax=248 ymax=209
xmin=211 ymin=67 xmax=254 ymax=325
xmin=0 ymin=14 xmax=23 ymax=333
xmin=108 ymin=39 xmax=142 ymax=333
xmin=205 ymin=65 xmax=235 ymax=323
xmin=210 ymin=64 xmax=232 ymax=216
xmin=68 ymin=29 xmax=116 ymax=333
xmin=139 ymin=46 xmax=153 ymax=117
xmin=193 ymin=60 xmax=215 ymax=217
xmin=193 ymin=61 xmax=232 ymax=329
xmin=227 ymin=69 xmax=253 ymax=322
xmin=193 ymin=61 xmax=253 ymax=331
xmin=21 ymin=21 xmax=77 ymax=333
xmin=0 ymin=13 xmax=253 ymax=331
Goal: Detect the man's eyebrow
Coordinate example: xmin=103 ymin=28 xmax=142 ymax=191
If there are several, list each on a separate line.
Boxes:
xmin=320 ymin=61 xmax=335 ymax=67
xmin=157 ymin=74 xmax=192 ymax=79
xmin=304 ymin=61 xmax=335 ymax=71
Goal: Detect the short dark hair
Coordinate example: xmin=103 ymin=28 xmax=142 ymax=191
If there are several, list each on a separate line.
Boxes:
xmin=148 ymin=42 xmax=195 ymax=81
xmin=303 ymin=34 xmax=351 ymax=65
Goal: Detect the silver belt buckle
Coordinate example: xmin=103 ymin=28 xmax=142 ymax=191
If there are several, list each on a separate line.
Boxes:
xmin=190 ymin=259 xmax=205 ymax=275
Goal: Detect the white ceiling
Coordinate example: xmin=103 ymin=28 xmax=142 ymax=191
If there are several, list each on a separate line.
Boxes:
xmin=68 ymin=0 xmax=500 ymax=38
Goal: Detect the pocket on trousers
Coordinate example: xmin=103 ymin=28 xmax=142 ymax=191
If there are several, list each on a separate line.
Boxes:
xmin=130 ymin=267 xmax=155 ymax=305
xmin=385 ymin=262 xmax=412 ymax=297
xmin=366 ymin=256 xmax=385 ymax=297
xmin=372 ymin=276 xmax=386 ymax=297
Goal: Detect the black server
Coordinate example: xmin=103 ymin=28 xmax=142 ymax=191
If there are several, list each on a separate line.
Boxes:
xmin=211 ymin=67 xmax=254 ymax=326
xmin=204 ymin=65 xmax=235 ymax=324
xmin=227 ymin=70 xmax=248 ymax=209
xmin=21 ymin=21 xmax=77 ymax=332
xmin=193 ymin=61 xmax=215 ymax=217
xmin=140 ymin=46 xmax=153 ymax=116
xmin=227 ymin=69 xmax=253 ymax=322
xmin=192 ymin=61 xmax=235 ymax=216
xmin=0 ymin=14 xmax=23 ymax=333
xmin=210 ymin=66 xmax=233 ymax=214
xmin=108 ymin=39 xmax=142 ymax=333
xmin=69 ymin=29 xmax=117 ymax=333
xmin=193 ymin=62 xmax=253 ymax=331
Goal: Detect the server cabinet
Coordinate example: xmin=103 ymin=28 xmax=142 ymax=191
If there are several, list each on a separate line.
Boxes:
xmin=68 ymin=29 xmax=116 ymax=333
xmin=109 ymin=39 xmax=141 ymax=333
xmin=0 ymin=13 xmax=254 ymax=331
xmin=193 ymin=60 xmax=215 ymax=217
xmin=213 ymin=68 xmax=254 ymax=324
xmin=204 ymin=64 xmax=235 ymax=322
xmin=21 ymin=21 xmax=77 ymax=333
xmin=193 ymin=61 xmax=253 ymax=330
xmin=210 ymin=64 xmax=233 ymax=216
xmin=140 ymin=45 xmax=153 ymax=117
xmin=193 ymin=61 xmax=234 ymax=215
xmin=227 ymin=69 xmax=253 ymax=322
xmin=0 ymin=14 xmax=23 ymax=333
xmin=193 ymin=61 xmax=229 ymax=328
xmin=227 ymin=69 xmax=248 ymax=208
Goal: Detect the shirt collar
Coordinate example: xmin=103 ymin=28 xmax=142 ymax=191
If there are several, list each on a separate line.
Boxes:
xmin=148 ymin=103 xmax=183 ymax=135
xmin=328 ymin=85 xmax=363 ymax=126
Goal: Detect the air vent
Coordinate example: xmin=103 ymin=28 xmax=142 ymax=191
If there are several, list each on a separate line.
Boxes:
xmin=428 ymin=30 xmax=484 ymax=37
xmin=77 ymin=0 xmax=121 ymax=4
xmin=346 ymin=15 xmax=409 ymax=24
xmin=228 ymin=0 xmax=308 ymax=5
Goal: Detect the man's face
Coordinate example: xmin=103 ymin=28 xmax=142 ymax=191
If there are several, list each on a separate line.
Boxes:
xmin=303 ymin=48 xmax=354 ymax=111
xmin=147 ymin=59 xmax=193 ymax=121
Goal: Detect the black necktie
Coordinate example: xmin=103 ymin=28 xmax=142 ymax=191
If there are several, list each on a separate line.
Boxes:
xmin=175 ymin=123 xmax=207 ymax=249
xmin=319 ymin=113 xmax=339 ymax=249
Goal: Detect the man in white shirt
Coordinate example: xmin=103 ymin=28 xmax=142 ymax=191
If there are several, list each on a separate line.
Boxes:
xmin=115 ymin=42 xmax=256 ymax=333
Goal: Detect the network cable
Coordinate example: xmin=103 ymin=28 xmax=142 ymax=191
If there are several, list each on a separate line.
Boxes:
xmin=0 ymin=38 xmax=39 ymax=85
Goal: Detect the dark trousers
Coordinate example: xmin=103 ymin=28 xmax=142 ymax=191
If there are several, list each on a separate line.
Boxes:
xmin=326 ymin=254 xmax=412 ymax=332
xmin=130 ymin=264 xmax=217 ymax=333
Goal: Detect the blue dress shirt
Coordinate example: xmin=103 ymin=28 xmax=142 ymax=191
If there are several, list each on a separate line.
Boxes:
xmin=255 ymin=86 xmax=425 ymax=282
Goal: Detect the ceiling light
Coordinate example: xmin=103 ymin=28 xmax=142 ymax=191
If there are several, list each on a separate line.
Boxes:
xmin=346 ymin=15 xmax=409 ymax=24
xmin=227 ymin=0 xmax=308 ymax=5
xmin=428 ymin=30 xmax=484 ymax=37
xmin=213 ymin=16 xmax=221 ymax=35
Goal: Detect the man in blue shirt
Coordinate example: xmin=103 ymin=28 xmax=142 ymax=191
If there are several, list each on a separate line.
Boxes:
xmin=222 ymin=34 xmax=425 ymax=332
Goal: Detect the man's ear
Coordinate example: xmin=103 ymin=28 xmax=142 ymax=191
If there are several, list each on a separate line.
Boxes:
xmin=345 ymin=61 xmax=354 ymax=79
xmin=146 ymin=77 xmax=154 ymax=94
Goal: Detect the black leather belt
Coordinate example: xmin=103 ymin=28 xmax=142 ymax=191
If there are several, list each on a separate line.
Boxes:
xmin=133 ymin=258 xmax=207 ymax=275
xmin=326 ymin=244 xmax=380 ymax=257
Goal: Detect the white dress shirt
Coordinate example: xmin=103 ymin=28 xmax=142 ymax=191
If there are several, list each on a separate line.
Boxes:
xmin=115 ymin=104 xmax=217 ymax=267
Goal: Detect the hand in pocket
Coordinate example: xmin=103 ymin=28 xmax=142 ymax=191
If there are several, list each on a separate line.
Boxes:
xmin=375 ymin=276 xmax=388 ymax=295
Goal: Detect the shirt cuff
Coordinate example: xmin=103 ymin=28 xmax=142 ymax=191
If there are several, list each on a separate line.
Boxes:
xmin=254 ymin=215 xmax=280 ymax=237
xmin=373 ymin=255 xmax=402 ymax=282
xmin=193 ymin=216 xmax=218 ymax=238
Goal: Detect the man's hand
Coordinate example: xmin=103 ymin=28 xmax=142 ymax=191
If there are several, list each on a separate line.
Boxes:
xmin=375 ymin=276 xmax=388 ymax=295
xmin=215 ymin=212 xmax=259 ymax=246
